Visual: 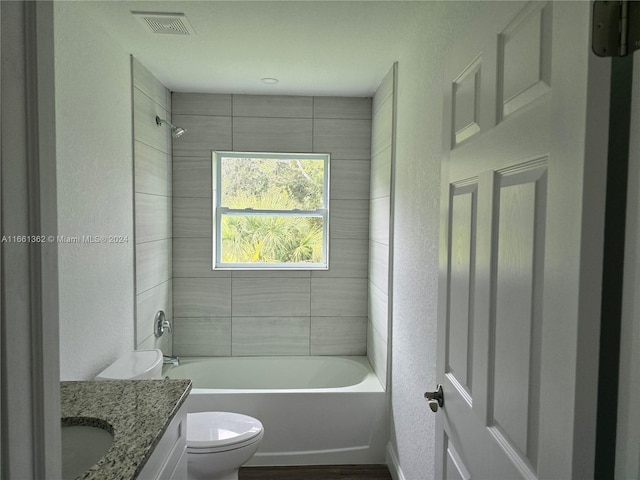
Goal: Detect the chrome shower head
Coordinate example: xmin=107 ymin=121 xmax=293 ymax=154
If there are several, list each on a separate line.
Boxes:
xmin=171 ymin=126 xmax=186 ymax=138
xmin=156 ymin=116 xmax=186 ymax=138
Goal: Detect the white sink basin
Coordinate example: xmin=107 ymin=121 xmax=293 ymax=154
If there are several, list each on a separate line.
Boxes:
xmin=61 ymin=420 xmax=113 ymax=480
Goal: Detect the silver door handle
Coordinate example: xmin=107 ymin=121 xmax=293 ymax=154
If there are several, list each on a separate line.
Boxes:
xmin=424 ymin=384 xmax=444 ymax=412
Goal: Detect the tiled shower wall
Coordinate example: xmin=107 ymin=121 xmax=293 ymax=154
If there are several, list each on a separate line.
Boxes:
xmin=132 ymin=58 xmax=173 ymax=353
xmin=367 ymin=65 xmax=396 ymax=387
xmin=171 ymin=94 xmax=372 ymax=356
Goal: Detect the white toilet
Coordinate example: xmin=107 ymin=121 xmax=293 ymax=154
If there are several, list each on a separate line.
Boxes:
xmin=186 ymin=411 xmax=264 ymax=480
xmin=96 ymin=350 xmax=264 ymax=480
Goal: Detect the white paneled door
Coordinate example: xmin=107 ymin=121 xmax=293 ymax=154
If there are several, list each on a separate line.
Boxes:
xmin=435 ymin=2 xmax=611 ymax=479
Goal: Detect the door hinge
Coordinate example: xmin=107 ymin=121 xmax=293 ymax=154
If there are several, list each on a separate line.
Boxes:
xmin=593 ymin=1 xmax=640 ymax=57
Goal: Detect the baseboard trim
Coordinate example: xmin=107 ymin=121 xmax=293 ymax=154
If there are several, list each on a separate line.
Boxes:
xmin=386 ymin=443 xmax=406 ymax=480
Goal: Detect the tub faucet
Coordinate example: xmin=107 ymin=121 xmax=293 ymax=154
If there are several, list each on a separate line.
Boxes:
xmin=163 ymin=355 xmax=180 ymax=366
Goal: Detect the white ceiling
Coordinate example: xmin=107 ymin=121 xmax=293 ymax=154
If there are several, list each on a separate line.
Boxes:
xmin=72 ymin=1 xmax=439 ymax=97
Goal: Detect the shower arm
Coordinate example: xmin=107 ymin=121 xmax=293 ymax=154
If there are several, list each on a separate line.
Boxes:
xmin=155 ymin=115 xmax=186 ymax=138
xmin=156 ymin=115 xmax=176 ymax=129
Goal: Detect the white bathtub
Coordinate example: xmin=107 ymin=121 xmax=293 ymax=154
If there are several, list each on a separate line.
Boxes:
xmin=163 ymin=356 xmax=387 ymax=466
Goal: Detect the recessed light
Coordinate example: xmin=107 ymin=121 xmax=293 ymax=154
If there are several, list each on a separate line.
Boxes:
xmin=260 ymin=77 xmax=279 ymax=85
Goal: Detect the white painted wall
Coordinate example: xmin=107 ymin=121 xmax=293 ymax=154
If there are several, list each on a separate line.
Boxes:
xmin=55 ymin=3 xmax=135 ymax=380
xmin=387 ymin=3 xmax=480 ymax=479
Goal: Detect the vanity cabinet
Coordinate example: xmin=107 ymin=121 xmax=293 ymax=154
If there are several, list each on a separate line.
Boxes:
xmin=138 ymin=403 xmax=188 ymax=480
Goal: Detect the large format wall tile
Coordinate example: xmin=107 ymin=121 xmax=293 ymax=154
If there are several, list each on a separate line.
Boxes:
xmin=368 ymin=240 xmax=389 ymax=293
xmin=172 ymin=94 xmax=376 ymax=357
xmin=232 ymin=278 xmax=311 ymax=317
xmin=369 ymin=196 xmax=390 ymax=245
xmin=134 ymin=87 xmax=170 ymax=154
xmin=232 ymin=317 xmax=310 ymax=356
xmin=310 ymin=316 xmax=367 ymax=355
xmin=173 ymin=157 xmax=212 ymax=198
xmin=330 ymin=160 xmax=371 ymax=200
xmin=133 ymin=59 xmax=170 ymax=111
xmin=314 ymin=118 xmax=372 ymax=160
xmin=136 ymin=239 xmax=171 ymax=294
xmin=172 ymin=115 xmax=232 ymax=157
xmin=136 ymin=280 xmax=172 ymax=347
xmin=372 ymin=70 xmax=393 ymax=116
xmin=370 ymin=146 xmax=392 ymax=200
xmin=173 ymin=237 xmax=229 ymax=278
xmin=137 ymin=330 xmax=172 ymax=355
xmin=232 ymin=117 xmax=313 ymax=152
xmin=135 ymin=193 xmax=171 ymax=244
xmin=367 ymin=321 xmax=388 ymax=385
xmin=233 ymin=95 xmax=312 ymax=118
xmin=371 ymin=97 xmax=393 ymax=157
xmin=368 ymin=280 xmax=389 ymax=342
xmin=173 ymin=277 xmax=232 ymax=317
xmin=311 ymin=238 xmax=368 ymax=278
xmin=231 ymin=270 xmax=310 ymax=279
xmin=173 ymin=317 xmax=231 ymax=356
xmin=330 ymin=200 xmax=370 ymax=239
xmin=314 ymin=97 xmax=372 ymax=120
xmin=311 ymin=278 xmax=368 ymax=317
xmin=135 ymin=141 xmax=171 ymax=196
xmin=172 ymin=93 xmax=231 ymax=116
xmin=366 ymin=65 xmax=395 ymax=389
xmin=173 ymin=197 xmax=212 ymax=238
xmin=133 ymin=59 xmax=173 ymax=353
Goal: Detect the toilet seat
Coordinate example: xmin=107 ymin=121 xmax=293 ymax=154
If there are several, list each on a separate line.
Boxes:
xmin=187 ymin=412 xmax=264 ymax=454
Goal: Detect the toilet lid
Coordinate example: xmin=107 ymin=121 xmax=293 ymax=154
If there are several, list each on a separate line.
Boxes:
xmin=187 ymin=412 xmax=263 ymax=449
xmin=95 ymin=349 xmax=162 ymax=380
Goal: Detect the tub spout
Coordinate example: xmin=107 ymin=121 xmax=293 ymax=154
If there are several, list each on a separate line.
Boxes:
xmin=163 ymin=355 xmax=180 ymax=366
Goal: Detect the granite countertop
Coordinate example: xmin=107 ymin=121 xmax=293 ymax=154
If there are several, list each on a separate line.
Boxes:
xmin=61 ymin=379 xmax=192 ymax=480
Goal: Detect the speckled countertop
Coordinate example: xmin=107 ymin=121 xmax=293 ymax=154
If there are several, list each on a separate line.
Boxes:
xmin=61 ymin=379 xmax=192 ymax=480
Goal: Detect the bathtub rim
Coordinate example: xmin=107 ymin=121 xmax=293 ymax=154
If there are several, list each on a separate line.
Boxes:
xmin=163 ymin=355 xmax=385 ymax=394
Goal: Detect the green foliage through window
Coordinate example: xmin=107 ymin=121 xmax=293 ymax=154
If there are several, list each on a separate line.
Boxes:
xmin=213 ymin=152 xmax=329 ymax=269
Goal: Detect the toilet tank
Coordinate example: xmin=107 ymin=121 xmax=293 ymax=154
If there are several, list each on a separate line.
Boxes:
xmin=95 ymin=349 xmax=163 ymax=380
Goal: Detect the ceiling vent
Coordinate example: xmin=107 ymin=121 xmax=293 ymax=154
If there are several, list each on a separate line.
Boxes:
xmin=132 ymin=12 xmax=195 ymax=36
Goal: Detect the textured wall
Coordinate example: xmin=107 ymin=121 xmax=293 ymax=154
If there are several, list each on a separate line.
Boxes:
xmin=55 ymin=3 xmax=134 ymax=380
xmin=387 ymin=3 xmax=481 ymax=480
xmin=171 ymin=94 xmax=372 ymax=356
xmin=132 ymin=58 xmax=173 ymax=354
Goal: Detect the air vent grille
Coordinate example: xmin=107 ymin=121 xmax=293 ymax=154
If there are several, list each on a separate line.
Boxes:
xmin=132 ymin=12 xmax=195 ymax=36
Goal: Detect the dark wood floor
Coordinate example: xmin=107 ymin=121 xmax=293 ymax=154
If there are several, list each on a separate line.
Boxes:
xmin=239 ymin=464 xmax=392 ymax=480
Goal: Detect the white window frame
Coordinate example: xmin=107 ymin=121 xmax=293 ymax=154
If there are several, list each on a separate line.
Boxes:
xmin=212 ymin=151 xmax=330 ymax=270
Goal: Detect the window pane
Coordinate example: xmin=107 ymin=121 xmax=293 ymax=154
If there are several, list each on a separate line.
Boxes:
xmin=220 ymin=156 xmax=325 ymax=210
xmin=221 ymin=214 xmax=324 ymax=264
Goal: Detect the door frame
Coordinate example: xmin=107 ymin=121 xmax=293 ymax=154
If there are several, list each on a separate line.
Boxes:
xmin=614 ymin=50 xmax=640 ymax=479
xmin=0 ymin=2 xmax=60 ymax=478
xmin=594 ymin=54 xmax=634 ymax=479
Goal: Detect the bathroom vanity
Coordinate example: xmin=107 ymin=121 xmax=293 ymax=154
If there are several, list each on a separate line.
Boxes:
xmin=60 ymin=379 xmax=191 ymax=479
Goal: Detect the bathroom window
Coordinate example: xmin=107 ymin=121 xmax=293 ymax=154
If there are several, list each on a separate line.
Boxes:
xmin=212 ymin=151 xmax=330 ymax=270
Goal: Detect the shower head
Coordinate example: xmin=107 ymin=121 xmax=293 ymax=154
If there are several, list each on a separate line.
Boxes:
xmin=171 ymin=126 xmax=186 ymax=138
xmin=156 ymin=116 xmax=186 ymax=138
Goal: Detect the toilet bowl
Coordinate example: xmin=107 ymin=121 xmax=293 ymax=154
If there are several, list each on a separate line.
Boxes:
xmin=186 ymin=411 xmax=264 ymax=480
xmin=95 ymin=350 xmax=264 ymax=480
